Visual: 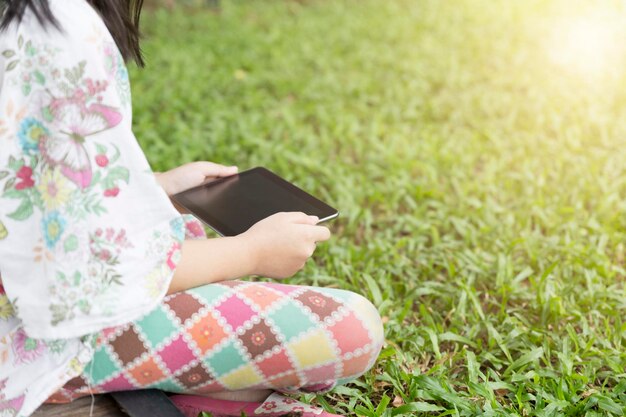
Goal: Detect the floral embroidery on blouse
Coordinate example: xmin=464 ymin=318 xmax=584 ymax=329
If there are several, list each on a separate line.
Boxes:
xmin=0 ymin=36 xmax=135 ymax=326
xmin=0 ymin=1 xmax=189 ymax=415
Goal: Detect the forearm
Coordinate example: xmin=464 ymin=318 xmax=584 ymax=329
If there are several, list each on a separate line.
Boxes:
xmin=168 ymin=236 xmax=256 ymax=294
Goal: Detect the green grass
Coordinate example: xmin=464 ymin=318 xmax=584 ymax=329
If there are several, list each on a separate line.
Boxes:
xmin=132 ymin=1 xmax=626 ymax=415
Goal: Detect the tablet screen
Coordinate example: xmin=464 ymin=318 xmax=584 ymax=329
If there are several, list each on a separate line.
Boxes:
xmin=172 ymin=167 xmax=338 ymax=236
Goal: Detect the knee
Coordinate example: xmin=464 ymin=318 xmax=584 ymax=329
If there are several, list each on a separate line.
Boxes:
xmin=349 ymin=293 xmax=385 ymax=351
xmin=327 ymin=290 xmax=384 ymax=377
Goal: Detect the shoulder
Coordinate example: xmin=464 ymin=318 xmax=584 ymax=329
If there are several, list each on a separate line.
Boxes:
xmin=1 ymin=0 xmax=112 ymax=56
xmin=0 ymin=0 xmax=124 ymax=97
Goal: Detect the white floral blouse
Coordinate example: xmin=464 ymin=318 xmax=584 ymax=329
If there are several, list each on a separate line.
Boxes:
xmin=0 ymin=1 xmax=187 ymax=415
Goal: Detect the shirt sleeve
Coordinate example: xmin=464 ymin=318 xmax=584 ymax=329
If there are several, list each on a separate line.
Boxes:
xmin=0 ymin=2 xmax=185 ymax=339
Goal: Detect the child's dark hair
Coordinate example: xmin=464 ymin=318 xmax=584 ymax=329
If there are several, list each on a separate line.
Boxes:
xmin=0 ymin=0 xmax=145 ymax=66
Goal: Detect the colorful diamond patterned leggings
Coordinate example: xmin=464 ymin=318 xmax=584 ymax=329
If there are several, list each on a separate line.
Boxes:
xmin=47 ymin=280 xmax=384 ymax=402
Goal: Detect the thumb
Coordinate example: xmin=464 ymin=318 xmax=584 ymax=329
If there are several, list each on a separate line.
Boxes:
xmin=305 ymin=215 xmax=319 ymax=225
xmin=218 ymin=165 xmax=238 ymax=176
xmin=196 ymin=162 xmax=238 ymax=177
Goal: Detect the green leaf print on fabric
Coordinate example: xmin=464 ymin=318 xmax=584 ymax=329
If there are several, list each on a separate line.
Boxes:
xmin=7 ymin=199 xmax=32 ymax=221
xmin=102 ymin=166 xmax=130 ymax=190
xmin=6 ymin=60 xmax=18 ymax=72
xmin=63 ymin=234 xmax=78 ymax=252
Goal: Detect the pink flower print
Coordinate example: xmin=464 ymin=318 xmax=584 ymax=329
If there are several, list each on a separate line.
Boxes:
xmin=95 ymin=154 xmax=109 ymax=167
xmin=99 ymin=249 xmax=111 ymax=261
xmin=0 ymin=392 xmax=25 ymax=414
xmin=185 ymin=220 xmax=205 ymax=239
xmin=166 ymin=242 xmax=181 ymax=270
xmin=15 ymin=166 xmax=34 ymax=190
xmin=114 ymin=230 xmax=132 ymax=248
xmin=292 ymin=406 xmax=305 ymax=413
xmin=13 ymin=329 xmax=46 ymax=364
xmin=187 ymin=373 xmax=202 ymax=384
xmin=308 ymin=295 xmax=327 ymax=308
xmin=85 ymin=79 xmax=108 ymax=96
xmin=103 ymin=187 xmax=119 ymax=197
xmin=251 ymin=331 xmax=266 ymax=346
xmin=105 ymin=228 xmax=115 ymax=240
xmin=95 ymin=228 xmax=103 ymax=237
xmin=72 ymin=88 xmax=86 ymax=102
xmin=282 ymin=398 xmax=297 ymax=405
xmin=261 ymin=401 xmax=277 ymax=411
xmin=114 ymin=229 xmax=125 ymax=242
xmin=16 ymin=166 xmax=32 ymax=179
xmin=200 ymin=324 xmax=214 ymax=339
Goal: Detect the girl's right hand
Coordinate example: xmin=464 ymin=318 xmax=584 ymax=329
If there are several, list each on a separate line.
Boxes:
xmin=240 ymin=212 xmax=331 ymax=279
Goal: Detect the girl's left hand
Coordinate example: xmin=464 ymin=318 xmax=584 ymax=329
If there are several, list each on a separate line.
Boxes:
xmin=155 ymin=161 xmax=238 ymax=196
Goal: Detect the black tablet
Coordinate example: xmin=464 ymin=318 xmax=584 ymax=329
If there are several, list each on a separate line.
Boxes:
xmin=171 ymin=167 xmax=339 ymax=236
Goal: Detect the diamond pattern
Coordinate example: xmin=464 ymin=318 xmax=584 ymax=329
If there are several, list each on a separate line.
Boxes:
xmin=100 ymin=373 xmax=135 ymax=391
xmin=287 ymin=329 xmax=336 ymax=368
xmin=187 ymin=311 xmax=228 ymax=355
xmin=267 ymin=301 xmax=316 ymax=342
xmin=240 ymin=320 xmax=280 ymax=359
xmin=328 ymin=311 xmax=372 ymax=355
xmin=175 ymin=362 xmax=214 ymax=389
xmin=87 ymin=346 xmax=121 ymax=384
xmin=215 ymin=295 xmax=256 ymax=331
xmin=295 ymin=289 xmax=342 ymax=321
xmin=165 ymin=293 xmax=204 ymax=324
xmin=135 ymin=306 xmax=177 ymax=348
xmin=220 ymin=364 xmax=264 ymax=390
xmin=189 ymin=284 xmax=231 ymax=306
xmin=109 ymin=326 xmax=148 ymax=365
xmin=341 ymin=352 xmax=373 ymax=377
xmin=204 ymin=340 xmax=247 ymax=376
xmin=255 ymin=349 xmax=295 ymax=379
xmin=240 ymin=284 xmax=282 ymax=311
xmin=268 ymin=372 xmax=301 ymax=390
xmin=56 ymin=282 xmax=382 ymax=403
xmin=127 ymin=357 xmax=166 ymax=386
xmin=157 ymin=334 xmax=196 ymax=373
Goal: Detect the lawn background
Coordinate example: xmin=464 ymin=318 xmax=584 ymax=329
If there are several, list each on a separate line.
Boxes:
xmin=132 ymin=1 xmax=626 ymax=415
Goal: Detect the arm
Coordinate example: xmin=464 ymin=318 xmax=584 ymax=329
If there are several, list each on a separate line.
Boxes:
xmin=154 ymin=163 xmax=332 ymax=294
xmin=168 ymin=212 xmax=332 ymax=294
xmin=167 ymin=236 xmax=254 ymax=294
xmin=155 ymin=161 xmax=238 ymax=196
xmin=153 ymin=161 xmax=253 ymax=293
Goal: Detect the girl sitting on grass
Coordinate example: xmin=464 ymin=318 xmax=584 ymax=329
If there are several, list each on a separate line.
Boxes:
xmin=0 ymin=1 xmax=384 ymax=416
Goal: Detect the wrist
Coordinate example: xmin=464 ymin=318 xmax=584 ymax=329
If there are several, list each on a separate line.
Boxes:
xmin=155 ymin=172 xmax=172 ymax=195
xmin=235 ymin=234 xmax=260 ymax=277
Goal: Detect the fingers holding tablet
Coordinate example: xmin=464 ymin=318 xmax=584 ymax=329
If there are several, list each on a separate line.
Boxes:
xmin=171 ymin=167 xmax=338 ymax=236
xmin=170 ymin=167 xmax=338 ymax=279
xmin=239 ymin=211 xmax=332 ymax=279
xmin=305 ymin=224 xmax=331 ymax=243
xmin=280 ymin=211 xmax=316 ymax=224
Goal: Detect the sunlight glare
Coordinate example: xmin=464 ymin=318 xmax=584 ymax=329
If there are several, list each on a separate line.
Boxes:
xmin=548 ymin=10 xmax=626 ymax=80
